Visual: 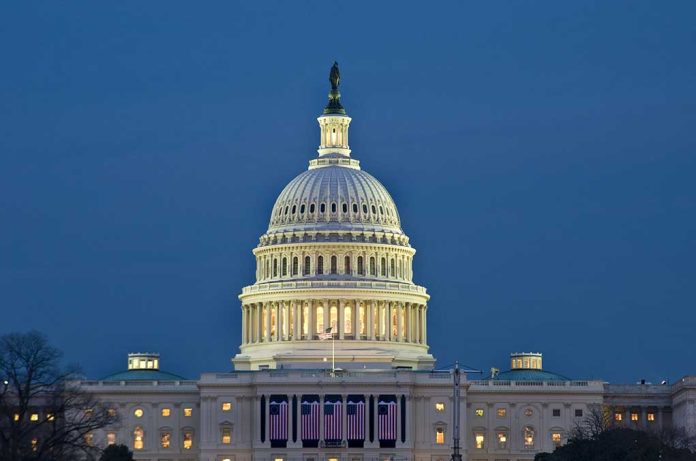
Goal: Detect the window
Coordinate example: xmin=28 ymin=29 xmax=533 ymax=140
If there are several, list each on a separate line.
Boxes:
xmin=84 ymin=433 xmax=93 ymax=446
xmin=390 ymin=259 xmax=395 ymax=276
xmin=630 ymin=411 xmax=639 ymax=421
xmin=575 ymin=409 xmax=583 ymax=417
xmin=342 ymin=203 xmax=348 ymax=213
xmin=310 ymin=203 xmax=315 ymax=214
xmin=284 ymin=206 xmax=289 ymax=215
xmin=647 ymin=412 xmax=656 ymax=422
xmin=317 ymin=256 xmax=324 ymax=274
xmin=371 ymin=204 xmax=377 ymax=214
xmin=435 ymin=402 xmax=445 ymax=412
xmin=369 ymin=257 xmax=376 ymax=275
xmin=107 ymin=432 xmax=116 ymax=445
xmin=275 ymin=458 xmax=285 ymax=461
xmin=379 ymin=205 xmax=384 ymax=215
xmin=30 ymin=413 xmax=39 ymax=422
xmin=380 ymin=257 xmax=386 ymax=276
xmin=300 ymin=204 xmax=305 ymax=214
xmin=524 ymin=408 xmax=534 ymax=417
xmin=320 ymin=203 xmax=326 ymax=213
xmin=553 ymin=409 xmax=561 ymax=417
xmin=357 ymin=256 xmax=364 ymax=275
xmin=524 ymin=426 xmax=535 ymax=448
xmin=282 ymin=257 xmax=287 ymax=276
xmin=474 ymin=432 xmax=485 ymax=449
xmin=330 ymin=255 xmax=337 ymax=274
xmin=222 ymin=402 xmax=232 ymax=411
xmin=614 ymin=411 xmax=623 ymax=422
xmin=222 ymin=426 xmax=231 ymax=444
xmin=435 ymin=428 xmax=445 ymax=444
xmin=475 ymin=408 xmax=484 ymax=417
xmin=184 ymin=408 xmax=193 ymax=417
xmin=13 ymin=414 xmax=19 ymax=422
xmin=497 ymin=431 xmax=507 ymax=449
xmin=273 ymin=259 xmax=278 ymax=277
xmin=134 ymin=408 xmax=143 ymax=418
xmin=552 ymin=432 xmax=562 ymax=447
xmin=304 ymin=256 xmax=311 ymax=275
xmin=291 ymin=205 xmax=296 ymax=214
xmin=352 ymin=203 xmax=358 ymax=213
xmin=161 ymin=431 xmax=171 ymax=448
xmin=108 ymin=408 xmax=117 ymax=417
xmin=344 ymin=256 xmax=351 ymax=274
xmin=292 ymin=257 xmax=298 ymax=275
xmin=331 ymin=203 xmax=337 ymax=213
xmin=133 ymin=426 xmax=144 ymax=450
xmin=46 ymin=413 xmax=54 ymax=421
xmin=362 ymin=204 xmax=368 ymax=214
xmin=497 ymin=408 xmax=506 ymax=417
xmin=31 ymin=438 xmax=38 ymax=452
xmin=183 ymin=431 xmax=193 ymax=449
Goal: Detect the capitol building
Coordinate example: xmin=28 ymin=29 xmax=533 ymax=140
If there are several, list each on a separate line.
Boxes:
xmin=82 ymin=64 xmax=696 ymax=461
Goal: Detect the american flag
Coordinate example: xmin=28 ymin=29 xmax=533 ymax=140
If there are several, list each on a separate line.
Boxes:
xmin=269 ymin=399 xmax=288 ymax=441
xmin=301 ymin=398 xmax=320 ymax=441
xmin=378 ymin=400 xmax=397 ymax=441
xmin=346 ymin=397 xmax=365 ymax=441
xmin=318 ymin=326 xmax=333 ymax=340
xmin=324 ymin=397 xmax=342 ymax=441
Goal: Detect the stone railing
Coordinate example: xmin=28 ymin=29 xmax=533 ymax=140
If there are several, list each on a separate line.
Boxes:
xmin=241 ymin=280 xmax=427 ymax=295
xmin=469 ymin=380 xmax=601 ymax=388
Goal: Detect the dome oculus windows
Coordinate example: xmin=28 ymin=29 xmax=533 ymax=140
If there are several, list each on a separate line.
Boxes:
xmin=309 ymin=203 xmax=315 ymax=214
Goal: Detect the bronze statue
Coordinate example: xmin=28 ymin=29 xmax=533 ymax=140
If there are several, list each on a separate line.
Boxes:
xmin=329 ymin=61 xmax=340 ymax=89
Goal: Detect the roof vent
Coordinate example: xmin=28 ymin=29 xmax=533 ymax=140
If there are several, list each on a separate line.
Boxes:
xmin=127 ymin=353 xmax=160 ymax=371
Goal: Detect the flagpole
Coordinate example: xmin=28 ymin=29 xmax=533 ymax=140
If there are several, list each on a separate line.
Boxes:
xmin=331 ymin=332 xmax=335 ymax=375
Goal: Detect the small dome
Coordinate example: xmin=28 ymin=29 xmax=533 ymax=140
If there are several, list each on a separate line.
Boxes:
xmin=101 ymin=352 xmax=186 ymax=381
xmin=267 ymin=164 xmax=403 ymax=235
xmin=487 ymin=369 xmax=569 ymax=381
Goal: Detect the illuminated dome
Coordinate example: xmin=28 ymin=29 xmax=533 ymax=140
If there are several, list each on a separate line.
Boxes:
xmin=234 ymin=63 xmax=433 ymax=371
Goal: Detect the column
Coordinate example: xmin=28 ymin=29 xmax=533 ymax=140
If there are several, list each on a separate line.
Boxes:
xmin=252 ymin=304 xmax=258 ymax=343
xmin=323 ymin=298 xmax=330 ymax=332
xmin=406 ymin=303 xmax=412 ymax=343
xmin=397 ymin=302 xmax=403 ymax=342
xmin=293 ymin=301 xmax=300 ymax=342
xmin=353 ymin=301 xmax=360 ymax=340
xmin=339 ymin=299 xmax=345 ymax=340
xmin=308 ymin=300 xmax=315 ymax=339
xmin=369 ymin=300 xmax=376 ymax=340
xmin=283 ymin=301 xmax=290 ymax=341
xmin=423 ymin=305 xmax=428 ymax=344
xmin=265 ymin=302 xmax=271 ymax=342
xmin=241 ymin=305 xmax=248 ymax=344
xmin=386 ymin=302 xmax=392 ymax=341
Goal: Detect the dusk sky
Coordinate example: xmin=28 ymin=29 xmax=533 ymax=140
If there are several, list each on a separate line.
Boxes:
xmin=1 ymin=1 xmax=695 ymax=384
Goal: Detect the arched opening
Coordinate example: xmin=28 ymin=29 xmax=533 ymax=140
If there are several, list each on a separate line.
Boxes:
xmin=304 ymin=256 xmax=311 ymax=275
xmin=330 ymin=256 xmax=337 ymax=274
xmin=381 ymin=258 xmax=387 ymax=276
xmin=292 ymin=257 xmax=298 ymax=276
xmin=344 ymin=256 xmax=351 ymax=274
xmin=273 ymin=259 xmax=278 ymax=277
xmin=357 ymin=256 xmax=364 ymax=275
xmin=317 ymin=256 xmax=324 ymax=275
xmin=369 ymin=257 xmax=376 ymax=276
xmin=281 ymin=258 xmax=287 ymax=276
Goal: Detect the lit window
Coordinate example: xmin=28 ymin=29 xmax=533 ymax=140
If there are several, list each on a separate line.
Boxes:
xmin=553 ymin=408 xmax=561 ymax=417
xmin=614 ymin=411 xmax=623 ymax=422
xmin=475 ymin=408 xmax=484 ymax=417
xmin=524 ymin=408 xmax=534 ymax=417
xmin=647 ymin=412 xmax=655 ymax=422
xmin=84 ymin=409 xmax=93 ymax=418
xmin=435 ymin=402 xmax=445 ymax=412
xmin=497 ymin=408 xmax=506 ymax=417
xmin=108 ymin=408 xmax=117 ymax=417
xmin=13 ymin=414 xmax=19 ymax=422
xmin=435 ymin=428 xmax=445 ymax=444
xmin=184 ymin=407 xmax=193 ymax=417
xmin=222 ymin=402 xmax=232 ymax=411
xmin=475 ymin=432 xmax=485 ymax=449
xmin=497 ymin=431 xmax=507 ymax=449
xmin=161 ymin=408 xmax=171 ymax=417
xmin=524 ymin=426 xmax=535 ymax=448
xmin=31 ymin=438 xmax=38 ymax=452
xmin=631 ymin=411 xmax=639 ymax=421
xmin=85 ymin=433 xmax=93 ymax=446
xmin=552 ymin=432 xmax=562 ymax=447
xmin=275 ymin=457 xmax=285 ymax=461
xmin=107 ymin=432 xmax=116 ymax=445
xmin=30 ymin=413 xmax=39 ymax=422
xmin=46 ymin=413 xmax=54 ymax=421
xmin=134 ymin=408 xmax=143 ymax=418
xmin=183 ymin=431 xmax=193 ymax=449
xmin=222 ymin=427 xmax=231 ymax=444
xmin=161 ymin=431 xmax=171 ymax=448
xmin=133 ymin=426 xmax=144 ymax=450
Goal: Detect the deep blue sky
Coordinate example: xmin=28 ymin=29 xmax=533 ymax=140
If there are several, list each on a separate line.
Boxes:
xmin=1 ymin=1 xmax=695 ymax=384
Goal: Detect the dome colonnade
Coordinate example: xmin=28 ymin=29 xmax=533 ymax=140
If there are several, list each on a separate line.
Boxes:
xmin=233 ymin=63 xmax=434 ymax=370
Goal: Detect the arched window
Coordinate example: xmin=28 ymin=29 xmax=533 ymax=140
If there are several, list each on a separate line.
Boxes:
xmin=133 ymin=426 xmax=144 ymax=450
xmin=357 ymin=256 xmax=364 ymax=275
xmin=371 ymin=204 xmax=377 ymax=214
xmin=344 ymin=256 xmax=351 ymax=274
xmin=160 ymin=431 xmax=171 ymax=448
xmin=292 ymin=257 xmax=298 ymax=276
xmin=390 ymin=259 xmax=395 ymax=277
xmin=342 ymin=203 xmax=348 ymax=213
xmin=282 ymin=258 xmax=287 ymax=276
xmin=291 ymin=205 xmax=296 ymax=214
xmin=300 ymin=204 xmax=305 ymax=214
xmin=284 ymin=206 xmax=289 ymax=215
xmin=265 ymin=260 xmax=269 ymax=279
xmin=304 ymin=256 xmax=311 ymax=275
xmin=330 ymin=256 xmax=337 ymax=274
xmin=320 ymin=203 xmax=326 ymax=213
xmin=352 ymin=203 xmax=358 ymax=213
xmin=524 ymin=426 xmax=535 ymax=448
xmin=309 ymin=203 xmax=315 ymax=214
xmin=379 ymin=205 xmax=384 ymax=214
xmin=331 ymin=203 xmax=337 ymax=213
xmin=362 ymin=204 xmax=368 ymax=214
xmin=381 ymin=258 xmax=387 ymax=276
xmin=317 ymin=256 xmax=324 ymax=275
xmin=369 ymin=257 xmax=376 ymax=276
xmin=273 ymin=259 xmax=278 ymax=277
